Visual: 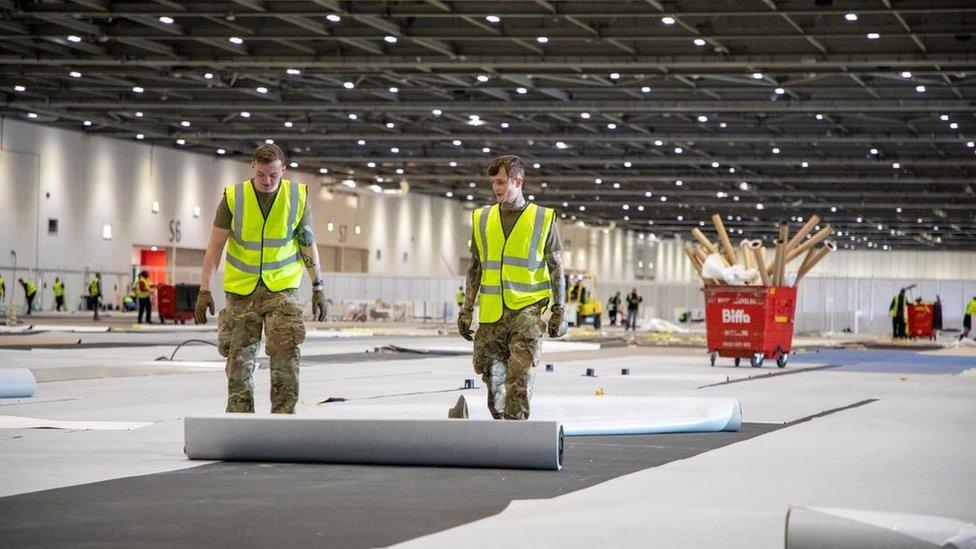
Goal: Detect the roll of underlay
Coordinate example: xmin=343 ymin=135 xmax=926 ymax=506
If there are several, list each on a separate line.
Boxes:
xmin=450 ymin=395 xmax=742 ymax=436
xmin=184 ymin=415 xmax=563 ymax=470
xmin=0 ymin=369 xmax=37 ymax=398
xmin=786 ymin=506 xmax=976 ymax=549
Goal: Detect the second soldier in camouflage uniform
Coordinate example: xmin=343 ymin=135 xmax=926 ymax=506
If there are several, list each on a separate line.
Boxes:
xmin=194 ymin=144 xmax=327 ymax=414
xmin=458 ymin=155 xmax=567 ymax=420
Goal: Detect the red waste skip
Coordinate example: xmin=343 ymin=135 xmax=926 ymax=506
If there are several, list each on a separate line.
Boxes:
xmin=703 ymin=285 xmax=797 ymax=368
xmin=907 ymin=302 xmax=935 ymax=340
xmin=157 ymin=284 xmax=197 ymax=324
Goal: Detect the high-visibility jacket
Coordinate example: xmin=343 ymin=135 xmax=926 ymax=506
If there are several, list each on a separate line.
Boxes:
xmin=53 ymin=280 xmax=64 ymax=297
xmin=89 ymin=278 xmax=101 ymax=297
xmin=472 ymin=202 xmax=554 ymax=323
xmin=24 ymin=281 xmax=37 ymax=296
xmin=889 ymin=293 xmax=907 ymax=320
xmin=223 ymin=179 xmax=307 ymax=295
xmin=455 ymin=289 xmax=464 ymax=305
xmin=134 ymin=276 xmax=152 ymax=299
xmin=966 ymin=299 xmax=976 ymax=316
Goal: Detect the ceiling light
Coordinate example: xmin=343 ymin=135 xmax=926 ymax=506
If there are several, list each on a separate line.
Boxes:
xmin=367 ymin=161 xmax=377 ymax=168
xmin=341 ymin=179 xmax=356 ymax=188
xmin=693 ymin=38 xmax=706 ymax=46
xmin=967 ymin=141 xmax=974 ymax=148
xmin=739 ymin=182 xmax=749 ymax=190
xmin=801 ymin=161 xmax=809 ymax=168
xmin=613 ymin=182 xmax=621 ymax=189
xmin=159 ymin=16 xmax=174 ymax=24
xmin=867 ymin=33 xmax=880 ymax=40
xmin=390 ymin=147 xmax=400 ymax=153
xmin=892 ymin=162 xmax=900 ymax=169
xmin=752 ymin=72 xmax=764 ymax=79
xmin=67 ymin=35 xmax=82 ymax=43
xmin=815 ymin=113 xmax=824 ymax=120
xmin=610 ymin=72 xmax=620 ymax=80
xmin=69 ymin=71 xmax=82 ymax=78
xmin=580 ymin=112 xmax=591 ymax=119
xmin=896 ymin=207 xmax=903 ymax=213
xmin=940 ymin=114 xmax=949 ymax=121
xmin=537 ymin=36 xmax=549 ymax=44
xmin=203 ymin=72 xmax=214 ymax=79
xmin=697 ymin=115 xmax=708 ymax=123
xmin=660 ymin=196 xmax=667 ymax=202
xmin=326 ymin=14 xmax=341 ymax=22
xmin=289 ymin=161 xmax=299 ymax=168
xmin=845 ymin=13 xmax=858 ymax=21
xmin=343 ymin=81 xmax=355 ymax=89
xmin=486 ymin=15 xmax=500 ymax=23
xmin=607 ymin=123 xmax=617 ymax=130
xmin=286 ymin=68 xmax=301 ymax=75
xmin=396 ymin=168 xmax=404 ymax=174
xmin=901 ymin=71 xmax=912 ymax=78
xmin=756 ymin=203 xmax=764 ymax=210
xmin=216 ymin=148 xmax=226 ymax=155
xmin=384 ymin=35 xmax=397 ymax=44
xmin=774 ymin=87 xmax=785 ymax=95
xmin=719 ymin=122 xmax=727 ymax=128
xmin=674 ymin=147 xmax=683 ymax=154
xmin=661 ymin=16 xmax=676 ymax=25
xmin=13 ymin=85 xmax=25 ymax=92
xmin=653 ymin=140 xmax=663 ymax=146
xmin=452 ymin=139 xmax=462 ymax=146
xmin=482 ymin=147 xmax=490 ymax=153
xmin=466 ymin=195 xmax=474 ymax=201
xmin=284 ymin=121 xmax=293 ymax=128
xmin=445 ymin=191 xmax=453 ymax=197
xmin=240 ymin=111 xmax=250 ymax=118
xmin=675 ymin=180 xmax=683 ymax=186
xmin=916 ymin=85 xmax=926 ymax=93
xmin=357 ymin=139 xmax=366 ymax=145
xmin=136 ymin=133 xmax=144 ymax=140
xmin=432 ymin=109 xmax=442 ymax=116
xmin=385 ymin=122 xmax=395 ymax=129
xmin=132 ymin=86 xmax=144 ymax=93
xmin=449 ymin=161 xmax=457 ymax=167
xmin=26 ymin=112 xmax=38 ymax=119
xmin=644 ymin=191 xmax=652 ymax=197
xmin=711 ymin=161 xmax=720 ymax=168
xmin=255 ymin=86 xmax=268 ymax=94
xmin=516 ymin=87 xmax=528 ymax=94
xmin=501 ymin=122 xmax=510 ymax=129
xmin=180 ymin=120 xmax=190 ymax=127
xmin=870 ymin=148 xmax=879 ymax=155
xmin=533 ymin=162 xmax=541 ymax=169
xmin=476 ymin=74 xmax=490 ymax=83
xmin=228 ymin=36 xmax=244 ymax=45
xmin=623 ymin=161 xmax=632 ymax=168
xmin=176 ymin=139 xmax=186 ymax=145
xmin=555 ymin=141 xmax=568 ymax=149
xmin=348 ymin=113 xmax=358 ymax=120
xmin=265 ymin=139 xmax=274 ymax=144
xmin=83 ymin=120 xmax=92 ymax=126
xmin=388 ymin=86 xmax=399 ymax=93
xmin=950 ymin=122 xmax=959 ymax=129
xmin=772 ymin=147 xmax=780 ymax=154
xmin=641 ymin=86 xmax=652 ymax=93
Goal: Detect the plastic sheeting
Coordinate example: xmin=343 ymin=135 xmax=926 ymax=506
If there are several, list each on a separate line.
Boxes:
xmin=0 ymin=369 xmax=36 ymax=398
xmin=786 ymin=506 xmax=976 ymax=549
xmin=450 ymin=395 xmax=742 ymax=436
xmin=184 ymin=415 xmax=564 ymax=470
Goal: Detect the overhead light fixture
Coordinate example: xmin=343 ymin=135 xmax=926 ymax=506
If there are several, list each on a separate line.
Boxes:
xmin=319 ymin=168 xmax=329 ymax=174
xmin=135 ymin=111 xmax=143 ymax=117
xmin=950 ymin=122 xmax=959 ymax=129
xmin=284 ymin=121 xmax=294 ymax=128
xmin=432 ymin=108 xmax=442 ymax=116
xmin=26 ymin=112 xmax=38 ymax=119
xmin=623 ymin=161 xmax=632 ymax=168
xmin=388 ymin=86 xmax=399 ymax=93
xmin=772 ymin=147 xmax=780 ymax=154
xmin=580 ymin=112 xmax=591 ymax=119
xmin=801 ymin=161 xmax=809 ymax=168
xmin=452 ymin=139 xmax=462 ymax=146
xmin=132 ymin=86 xmax=145 ymax=93
xmin=940 ymin=114 xmax=949 ymax=121
xmin=217 ymin=148 xmax=226 ymax=155
xmin=867 ymin=33 xmax=880 ymax=40
xmin=892 ymin=162 xmax=900 ymax=169
xmin=674 ymin=147 xmax=683 ymax=154
xmin=752 ymin=72 xmax=764 ymax=79
xmin=698 ymin=115 xmax=708 ymax=122
xmin=69 ymin=71 xmax=82 ymax=78
xmin=67 ymin=35 xmax=82 ymax=43
xmin=342 ymin=179 xmax=356 ymax=188
xmin=467 ymin=195 xmax=474 ymax=201
xmin=449 ymin=161 xmax=457 ymax=167
xmin=756 ymin=203 xmax=764 ymax=210
xmin=180 ymin=120 xmax=190 ymax=127
xmin=326 ymin=14 xmax=341 ymax=23
xmin=693 ymin=38 xmax=706 ymax=46
xmin=641 ymin=86 xmax=652 ymax=93
xmin=228 ymin=36 xmax=244 ymax=45
xmin=390 ymin=147 xmax=400 ymax=153
xmin=159 ymin=16 xmax=174 ymax=24
xmin=916 ymin=85 xmax=926 ymax=93
xmin=901 ymin=71 xmax=912 ymax=78
xmin=845 ymin=13 xmax=858 ymax=21
xmin=348 ymin=113 xmax=358 ymax=120
xmin=357 ymin=139 xmax=366 ymax=145
xmin=13 ymin=84 xmax=25 ymax=92
xmin=482 ymin=147 xmax=490 ymax=153
xmin=675 ymin=180 xmax=683 ymax=186
xmin=607 ymin=123 xmax=617 ymax=129
xmin=83 ymin=120 xmax=92 ymax=126
xmin=654 ymin=140 xmax=663 ymax=146
xmin=609 ymin=72 xmax=620 ymax=80
xmin=870 ymin=148 xmax=879 ymax=155
xmin=719 ymin=122 xmax=727 ymax=128
xmin=445 ymin=191 xmax=453 ymax=197
xmin=486 ymin=15 xmax=500 ymax=23
xmin=136 ymin=133 xmax=144 ymax=140
xmin=516 ymin=87 xmax=528 ymax=94
xmin=661 ymin=16 xmax=676 ymax=25
xmin=255 ymin=86 xmax=268 ymax=94
xmin=290 ymin=161 xmax=299 ymax=168
xmin=176 ymin=138 xmax=186 ymax=145
xmin=203 ymin=72 xmax=214 ymax=79
xmin=265 ymin=139 xmax=274 ymax=144
xmin=477 ymin=74 xmax=490 ymax=82
xmin=537 ymin=36 xmax=549 ymax=44
xmin=815 ymin=113 xmax=824 ymax=120
xmin=774 ymin=87 xmax=785 ymax=95
xmin=240 ymin=111 xmax=250 ymax=118
xmin=711 ymin=161 xmax=720 ymax=168
xmin=343 ymin=81 xmax=355 ymax=89
xmin=384 ymin=35 xmax=397 ymax=44
xmin=286 ymin=68 xmax=301 ymax=75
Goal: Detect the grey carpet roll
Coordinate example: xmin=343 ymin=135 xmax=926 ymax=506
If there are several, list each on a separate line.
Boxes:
xmin=0 ymin=369 xmax=36 ymax=398
xmin=185 ymin=416 xmax=563 ymax=470
xmin=786 ymin=506 xmax=976 ymax=549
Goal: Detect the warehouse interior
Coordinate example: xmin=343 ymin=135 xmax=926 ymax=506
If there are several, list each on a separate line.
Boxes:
xmin=1 ymin=1 xmax=975 ymax=547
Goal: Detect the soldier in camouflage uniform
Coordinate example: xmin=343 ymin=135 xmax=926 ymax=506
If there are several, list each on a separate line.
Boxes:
xmin=458 ymin=155 xmax=567 ymax=420
xmin=194 ymin=144 xmax=327 ymax=414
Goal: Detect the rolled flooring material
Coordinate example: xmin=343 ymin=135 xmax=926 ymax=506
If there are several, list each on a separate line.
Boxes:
xmin=185 ymin=415 xmax=563 ymax=470
xmin=0 ymin=369 xmax=36 ymax=398
xmin=786 ymin=506 xmax=976 ymax=549
xmin=450 ymin=395 xmax=742 ymax=436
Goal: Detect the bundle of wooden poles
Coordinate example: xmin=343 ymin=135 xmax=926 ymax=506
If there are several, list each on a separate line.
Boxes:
xmin=682 ymin=214 xmax=836 ymax=287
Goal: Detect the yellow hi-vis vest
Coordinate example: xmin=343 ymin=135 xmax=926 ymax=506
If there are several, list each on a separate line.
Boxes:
xmin=134 ymin=276 xmax=152 ymax=298
xmin=472 ymin=203 xmax=554 ymax=323
xmin=223 ymin=179 xmax=307 ymax=296
xmin=89 ymin=278 xmax=100 ymax=297
xmin=53 ymin=280 xmax=64 ymax=297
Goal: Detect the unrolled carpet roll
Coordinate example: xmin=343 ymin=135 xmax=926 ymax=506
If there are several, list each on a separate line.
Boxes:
xmin=786 ymin=506 xmax=976 ymax=549
xmin=0 ymin=369 xmax=37 ymax=398
xmin=184 ymin=416 xmax=563 ymax=470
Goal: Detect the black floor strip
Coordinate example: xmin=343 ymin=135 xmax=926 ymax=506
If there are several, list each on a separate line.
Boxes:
xmin=696 ymin=364 xmax=841 ymax=389
xmin=0 ymin=424 xmax=779 ymax=548
xmin=783 ymin=399 xmax=879 ymax=427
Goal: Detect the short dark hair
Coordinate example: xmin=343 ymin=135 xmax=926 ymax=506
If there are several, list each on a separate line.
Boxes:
xmin=486 ymin=155 xmax=525 ymax=181
xmin=252 ymin=144 xmax=286 ymax=165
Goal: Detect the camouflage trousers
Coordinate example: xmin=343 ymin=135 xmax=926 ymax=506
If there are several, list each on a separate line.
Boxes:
xmin=472 ymin=304 xmax=545 ymax=420
xmin=217 ymin=285 xmax=306 ymax=414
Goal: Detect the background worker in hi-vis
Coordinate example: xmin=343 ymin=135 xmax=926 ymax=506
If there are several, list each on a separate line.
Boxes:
xmin=458 ymin=155 xmax=567 ymax=420
xmin=195 ymin=144 xmax=326 ymax=414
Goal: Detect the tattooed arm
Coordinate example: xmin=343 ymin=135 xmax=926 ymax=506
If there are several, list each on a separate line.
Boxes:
xmin=546 ymin=251 xmax=566 ymax=312
xmin=295 ymin=224 xmax=323 ymax=285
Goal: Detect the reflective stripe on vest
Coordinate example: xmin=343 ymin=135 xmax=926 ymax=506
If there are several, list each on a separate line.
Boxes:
xmin=473 ymin=202 xmax=554 ymax=323
xmin=222 ymin=179 xmax=307 ymax=295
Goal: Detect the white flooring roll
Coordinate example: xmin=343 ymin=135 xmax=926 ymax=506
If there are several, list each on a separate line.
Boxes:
xmin=451 ymin=395 xmax=742 ymax=436
xmin=786 ymin=506 xmax=976 ymax=549
xmin=184 ymin=415 xmax=563 ymax=470
xmin=0 ymin=369 xmax=37 ymax=398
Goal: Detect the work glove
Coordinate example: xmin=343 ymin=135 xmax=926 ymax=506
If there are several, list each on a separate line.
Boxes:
xmin=548 ymin=306 xmax=568 ymax=338
xmin=194 ymin=289 xmax=215 ymax=325
xmin=458 ymin=308 xmax=474 ymax=341
xmin=312 ymin=288 xmax=327 ymax=322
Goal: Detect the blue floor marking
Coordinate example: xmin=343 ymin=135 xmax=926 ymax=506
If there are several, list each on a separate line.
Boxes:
xmin=791 ymin=348 xmax=976 ymax=375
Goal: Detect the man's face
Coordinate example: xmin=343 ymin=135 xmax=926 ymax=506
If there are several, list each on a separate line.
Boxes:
xmin=252 ymin=160 xmax=285 ymax=193
xmin=489 ymin=166 xmax=523 ymax=203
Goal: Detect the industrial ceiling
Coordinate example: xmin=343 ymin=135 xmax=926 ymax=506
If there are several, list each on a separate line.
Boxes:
xmin=2 ymin=0 xmax=976 ymax=250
